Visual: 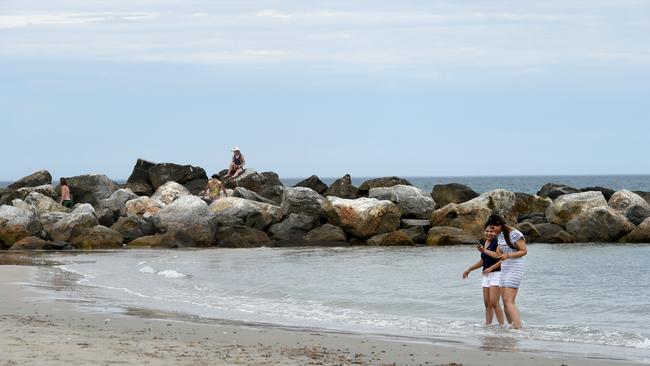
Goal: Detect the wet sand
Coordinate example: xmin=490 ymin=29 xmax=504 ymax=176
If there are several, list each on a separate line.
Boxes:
xmin=0 ymin=264 xmax=640 ymax=366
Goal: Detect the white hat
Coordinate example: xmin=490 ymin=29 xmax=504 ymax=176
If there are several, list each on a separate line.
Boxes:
xmin=232 ymin=146 xmax=240 ymax=152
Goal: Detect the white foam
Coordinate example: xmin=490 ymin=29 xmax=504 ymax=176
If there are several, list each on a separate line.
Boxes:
xmin=138 ymin=265 xmax=155 ymax=274
xmin=156 ymin=270 xmax=187 ymax=278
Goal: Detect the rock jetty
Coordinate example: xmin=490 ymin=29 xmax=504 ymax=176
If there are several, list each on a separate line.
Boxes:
xmin=2 ymin=162 xmax=650 ymax=250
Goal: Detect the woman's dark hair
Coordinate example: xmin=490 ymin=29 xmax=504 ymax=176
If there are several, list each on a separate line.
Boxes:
xmin=485 ymin=214 xmax=518 ymax=250
xmin=211 ymin=174 xmax=220 ymax=179
xmin=60 ymin=178 xmax=68 ymax=186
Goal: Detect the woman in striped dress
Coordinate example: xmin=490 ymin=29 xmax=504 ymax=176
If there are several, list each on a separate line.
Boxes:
xmin=480 ymin=214 xmax=528 ymax=329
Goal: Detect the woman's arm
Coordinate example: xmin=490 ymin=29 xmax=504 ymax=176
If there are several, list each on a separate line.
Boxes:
xmin=240 ymin=154 xmax=246 ymax=166
xmin=501 ymin=239 xmax=527 ymax=260
xmin=463 ymin=259 xmax=483 ymax=279
xmin=221 ymin=186 xmax=228 ymax=197
xmin=483 ymin=260 xmax=501 ymax=274
xmin=480 ymin=245 xmax=501 ymax=259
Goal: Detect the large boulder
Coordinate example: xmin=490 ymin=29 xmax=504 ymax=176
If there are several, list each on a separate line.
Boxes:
xmin=147 ymin=163 xmax=208 ymax=192
xmin=125 ymin=158 xmax=156 ymax=196
xmin=546 ymin=191 xmax=608 ymax=227
xmin=304 ymin=224 xmax=347 ymax=243
xmin=0 ymin=205 xmax=42 ymax=248
xmin=633 ymin=191 xmax=650 ymax=205
xmin=95 ymin=188 xmax=139 ymax=226
xmin=152 ymin=196 xmax=216 ymax=247
xmin=38 ymin=212 xmax=70 ymax=240
xmin=111 ymin=215 xmax=154 ymax=243
xmin=8 ymin=170 xmax=52 ymax=190
xmin=50 ymin=212 xmax=99 ymax=242
xmin=72 ymin=203 xmax=96 ymax=216
xmin=608 ymin=190 xmax=650 ymax=225
xmin=15 ymin=184 xmax=57 ymax=201
xmin=429 ymin=189 xmax=516 ymax=236
xmin=209 ymin=197 xmax=282 ymax=230
xmin=400 ymin=226 xmax=427 ymax=244
xmin=24 ymin=192 xmax=71 ymax=213
xmin=366 ymin=231 xmax=414 ymax=246
xmin=534 ymin=223 xmax=576 ymax=243
xmin=566 ymin=206 xmax=635 ymax=242
xmin=62 ymin=174 xmax=119 ymax=206
xmin=369 ymin=185 xmax=435 ymax=219
xmin=125 ymin=196 xmax=164 ymax=218
xmin=222 ymin=170 xmax=284 ymax=204
xmin=426 ymin=227 xmax=477 ymax=245
xmin=9 ymin=236 xmax=57 ymax=251
xmin=513 ymin=193 xmax=552 ymax=221
xmin=324 ymin=174 xmax=359 ymax=199
xmin=232 ymin=187 xmax=276 ymax=205
xmin=268 ymin=214 xmax=316 ymax=241
xmin=431 ymin=183 xmax=479 ymax=208
xmin=537 ymin=183 xmax=580 ymax=199
xmin=72 ymin=225 xmax=123 ymax=250
xmin=358 ymin=177 xmax=412 ymax=196
xmin=322 ymin=197 xmax=401 ymax=239
xmin=214 ymin=226 xmax=271 ymax=248
xmin=619 ymin=218 xmax=650 ymax=243
xmin=581 ymin=187 xmax=615 ymax=201
xmin=150 ymin=181 xmax=191 ymax=205
xmin=293 ymin=175 xmax=328 ymax=195
xmin=280 ymin=187 xmax=324 ymax=218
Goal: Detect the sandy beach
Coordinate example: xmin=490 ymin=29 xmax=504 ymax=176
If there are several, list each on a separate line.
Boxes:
xmin=0 ymin=264 xmax=641 ymax=366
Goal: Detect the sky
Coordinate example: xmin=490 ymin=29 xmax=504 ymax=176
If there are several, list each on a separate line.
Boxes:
xmin=1 ymin=0 xmax=649 ymax=181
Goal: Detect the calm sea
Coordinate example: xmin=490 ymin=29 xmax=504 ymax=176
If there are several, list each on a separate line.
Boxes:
xmin=23 ymin=245 xmax=650 ymax=363
xmin=3 ymin=175 xmax=650 ymax=194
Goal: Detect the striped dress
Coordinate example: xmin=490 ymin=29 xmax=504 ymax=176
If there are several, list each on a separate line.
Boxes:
xmin=498 ymin=229 xmax=525 ymax=289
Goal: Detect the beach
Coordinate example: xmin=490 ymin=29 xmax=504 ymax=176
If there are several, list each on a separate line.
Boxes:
xmin=1 ymin=261 xmax=643 ymax=366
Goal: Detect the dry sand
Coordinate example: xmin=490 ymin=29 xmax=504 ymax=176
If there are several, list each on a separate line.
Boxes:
xmin=0 ymin=264 xmax=640 ymax=366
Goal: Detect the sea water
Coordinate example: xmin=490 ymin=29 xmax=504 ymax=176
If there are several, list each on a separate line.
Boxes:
xmin=25 ymin=244 xmax=650 ymax=363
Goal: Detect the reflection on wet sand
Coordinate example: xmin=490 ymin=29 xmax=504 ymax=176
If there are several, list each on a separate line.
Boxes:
xmin=480 ymin=335 xmax=520 ymax=352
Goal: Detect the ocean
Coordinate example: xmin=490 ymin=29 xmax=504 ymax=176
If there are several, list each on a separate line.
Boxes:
xmin=24 ymin=245 xmax=650 ymax=363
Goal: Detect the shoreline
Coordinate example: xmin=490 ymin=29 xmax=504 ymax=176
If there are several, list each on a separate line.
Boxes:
xmin=1 ymin=263 xmax=643 ymax=366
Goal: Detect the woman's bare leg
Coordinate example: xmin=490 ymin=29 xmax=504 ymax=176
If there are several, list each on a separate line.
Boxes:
xmin=490 ymin=286 xmax=505 ymax=326
xmin=502 ymin=288 xmax=522 ymax=329
xmin=482 ymin=287 xmax=493 ymax=325
xmin=501 ymin=288 xmax=512 ymax=324
xmin=232 ymin=167 xmax=244 ymax=178
xmin=225 ymin=162 xmax=236 ymax=178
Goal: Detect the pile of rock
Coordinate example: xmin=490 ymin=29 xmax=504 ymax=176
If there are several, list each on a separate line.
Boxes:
xmin=2 ymin=164 xmax=650 ymax=251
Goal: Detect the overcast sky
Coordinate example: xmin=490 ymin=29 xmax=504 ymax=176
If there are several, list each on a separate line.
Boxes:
xmin=1 ymin=0 xmax=649 ymax=181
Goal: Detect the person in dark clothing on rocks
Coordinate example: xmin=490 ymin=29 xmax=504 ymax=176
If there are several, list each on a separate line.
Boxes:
xmin=224 ymin=146 xmax=246 ymax=179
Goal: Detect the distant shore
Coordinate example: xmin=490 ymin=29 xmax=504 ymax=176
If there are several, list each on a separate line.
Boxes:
xmin=0 ymin=263 xmax=639 ymax=366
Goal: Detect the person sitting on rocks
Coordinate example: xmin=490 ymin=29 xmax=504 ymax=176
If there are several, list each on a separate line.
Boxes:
xmin=199 ymin=174 xmax=228 ymax=204
xmin=224 ymin=146 xmax=245 ymax=179
xmin=59 ymin=178 xmax=73 ymax=208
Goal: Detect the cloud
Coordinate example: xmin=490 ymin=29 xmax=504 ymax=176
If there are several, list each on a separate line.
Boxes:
xmin=0 ymin=12 xmax=158 ymax=28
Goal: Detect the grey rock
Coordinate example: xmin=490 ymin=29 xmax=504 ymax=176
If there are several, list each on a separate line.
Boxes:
xmin=111 ymin=215 xmax=154 ymax=243
xmin=209 ymin=197 xmax=282 ymax=230
xmin=619 ymin=218 xmax=650 ymax=243
xmin=50 ymin=212 xmax=99 ymax=242
xmin=513 ymin=193 xmax=552 ymax=220
xmin=293 ymin=175 xmax=328 ymax=195
xmin=369 ymin=184 xmax=435 ymax=219
xmin=126 ymin=158 xmax=156 ymax=196
xmin=72 ymin=225 xmax=123 ymax=250
xmin=323 ymin=197 xmax=401 ymax=239
xmin=581 ymin=187 xmax=615 ymax=201
xmin=16 ymin=184 xmax=58 ymax=201
xmin=214 ymin=226 xmax=271 ymax=248
xmin=366 ymin=231 xmax=415 ymax=246
xmin=23 ymin=192 xmax=71 ymax=213
xmin=534 ymin=223 xmax=575 ymax=244
xmin=426 ymin=226 xmax=477 ymax=245
xmin=358 ymin=177 xmax=412 ymax=196
xmin=608 ymin=190 xmax=650 ymax=225
xmin=546 ymin=191 xmax=608 ymax=227
xmin=431 ymin=183 xmax=479 ymax=208
xmin=233 ymin=187 xmax=276 ymax=205
xmin=400 ymin=226 xmax=427 ymax=244
xmin=60 ymin=174 xmax=119 ymax=206
xmin=304 ymin=224 xmax=347 ymax=242
xmin=96 ymin=188 xmax=139 ymax=225
xmin=566 ymin=206 xmax=634 ymax=242
xmin=633 ymin=191 xmax=650 ymax=205
xmin=152 ymin=196 xmax=217 ymax=247
xmin=268 ymin=214 xmax=316 ymax=241
xmin=72 ymin=203 xmax=96 ymax=216
xmin=151 ymin=181 xmax=191 ymax=205
xmin=537 ymin=183 xmax=580 ymax=199
xmin=148 ymin=163 xmax=208 ymax=190
xmin=8 ymin=170 xmax=52 ymax=190
xmin=222 ymin=170 xmax=285 ymax=204
xmin=281 ymin=187 xmax=325 ymax=218
xmin=324 ymin=174 xmax=359 ymax=199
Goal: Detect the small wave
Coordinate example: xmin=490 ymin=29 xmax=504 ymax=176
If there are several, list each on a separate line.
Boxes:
xmin=138 ymin=266 xmax=155 ymax=274
xmin=156 ymin=270 xmax=187 ymax=278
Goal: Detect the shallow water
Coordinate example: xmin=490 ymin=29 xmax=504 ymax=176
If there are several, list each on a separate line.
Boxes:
xmin=20 ymin=244 xmax=650 ymax=363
